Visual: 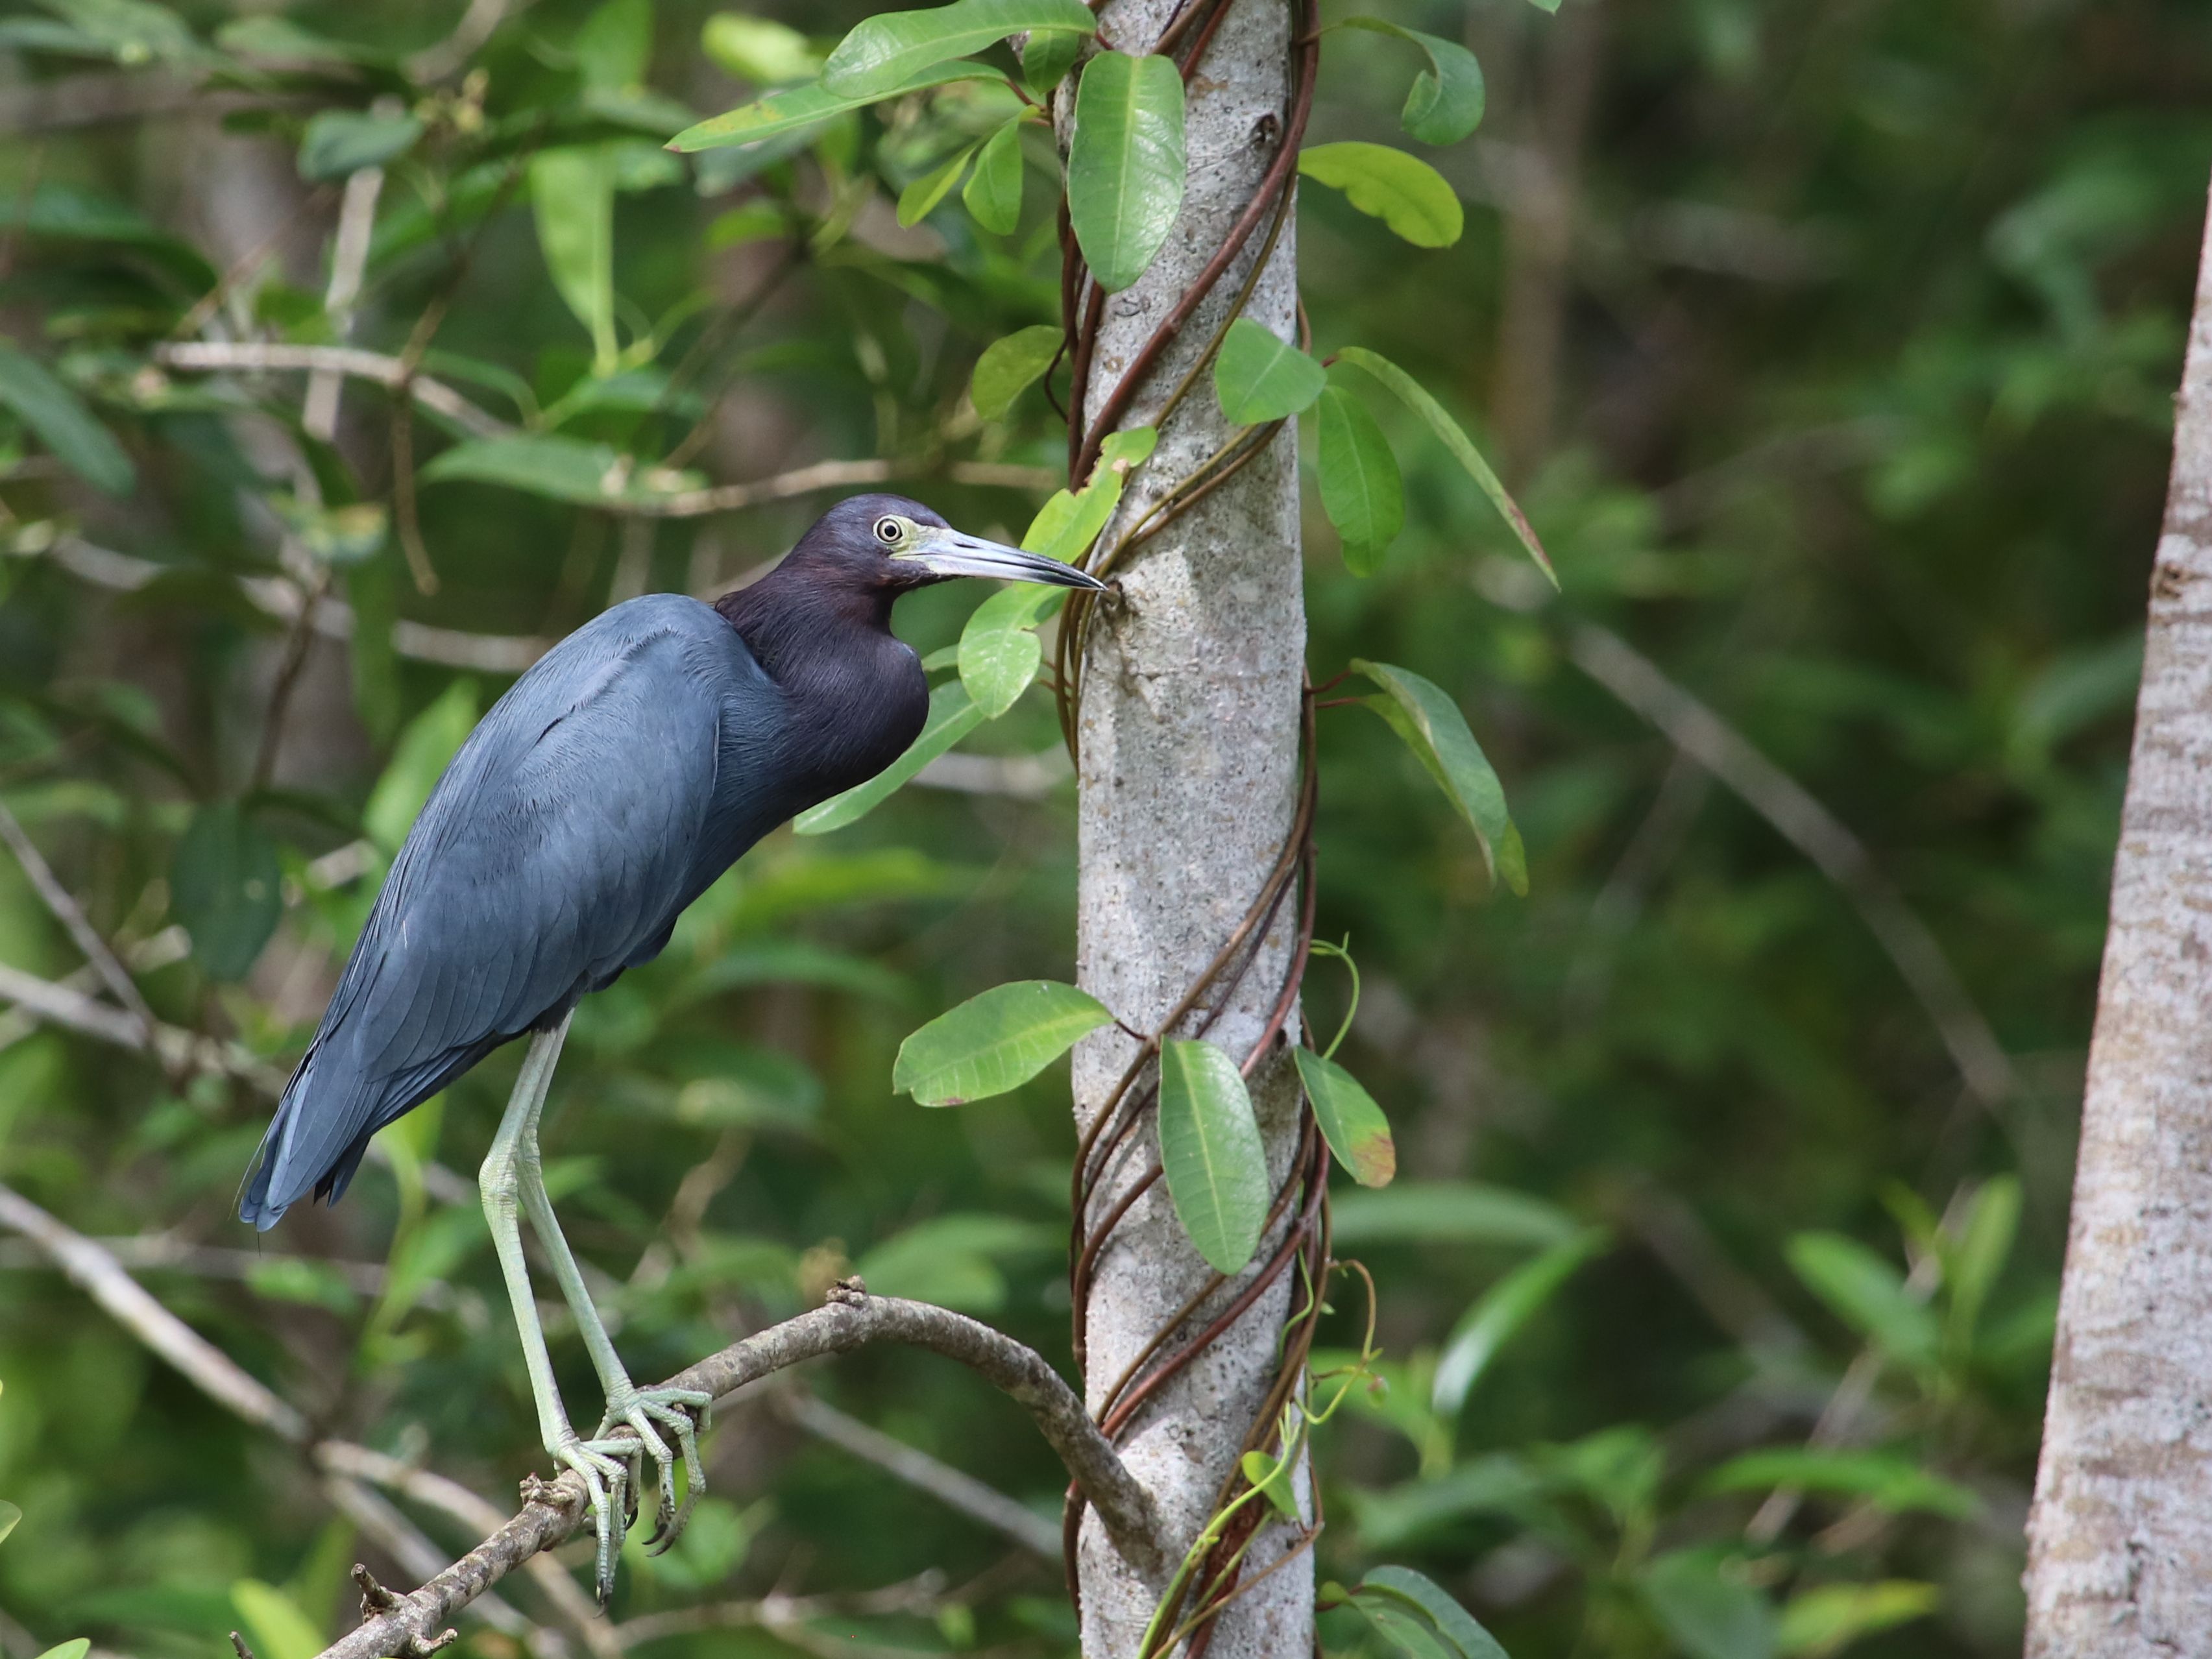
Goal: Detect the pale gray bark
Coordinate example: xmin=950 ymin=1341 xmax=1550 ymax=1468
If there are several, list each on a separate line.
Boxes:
xmin=2024 ymin=176 xmax=2212 ymax=1656
xmin=1066 ymin=3 xmax=1312 ymax=1654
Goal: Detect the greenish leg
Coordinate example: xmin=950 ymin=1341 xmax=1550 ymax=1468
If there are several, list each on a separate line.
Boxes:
xmin=480 ymin=1013 xmax=634 ymax=1603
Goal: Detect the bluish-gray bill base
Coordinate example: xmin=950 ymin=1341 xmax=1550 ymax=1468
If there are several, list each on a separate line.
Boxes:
xmin=236 ymin=495 xmax=1102 ymax=1605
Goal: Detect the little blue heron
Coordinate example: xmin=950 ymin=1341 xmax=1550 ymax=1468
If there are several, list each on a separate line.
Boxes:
xmin=238 ymin=494 xmax=1100 ymax=1598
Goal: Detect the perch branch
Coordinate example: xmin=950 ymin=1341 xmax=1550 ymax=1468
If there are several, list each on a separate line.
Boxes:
xmin=0 ymin=800 xmax=160 ymax=1045
xmin=313 ymin=1289 xmax=1161 ymax=1659
xmin=152 ymin=343 xmax=514 ymax=440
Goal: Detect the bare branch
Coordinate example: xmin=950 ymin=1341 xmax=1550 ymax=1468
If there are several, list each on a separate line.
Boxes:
xmin=305 ymin=141 xmax=395 ymax=442
xmin=783 ymin=1390 xmax=1062 ymax=1560
xmin=0 ymin=958 xmax=288 ymax=1092
xmin=0 ymin=799 xmax=160 ymax=1044
xmin=626 ymin=458 xmax=1061 ymax=519
xmin=1567 ymin=621 xmax=2017 ymax=1109
xmin=153 ymin=343 xmax=513 ymax=441
xmin=315 ymin=1289 xmax=1161 ymax=1659
xmin=609 ymin=1573 xmax=948 ymax=1651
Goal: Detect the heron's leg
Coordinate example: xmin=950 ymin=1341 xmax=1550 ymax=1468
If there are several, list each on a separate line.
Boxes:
xmin=506 ymin=1022 xmax=711 ymax=1553
xmin=480 ymin=1015 xmax=631 ymax=1603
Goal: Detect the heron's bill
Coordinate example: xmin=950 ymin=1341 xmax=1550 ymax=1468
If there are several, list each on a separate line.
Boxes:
xmin=897 ymin=529 xmax=1107 ymax=589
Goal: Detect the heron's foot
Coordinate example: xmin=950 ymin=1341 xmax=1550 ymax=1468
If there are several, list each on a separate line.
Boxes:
xmin=595 ymin=1384 xmax=713 ymax=1553
xmin=550 ymin=1432 xmax=635 ymax=1607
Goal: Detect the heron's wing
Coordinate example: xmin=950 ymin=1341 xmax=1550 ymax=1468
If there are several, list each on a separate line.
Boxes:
xmin=243 ymin=601 xmax=755 ymax=1224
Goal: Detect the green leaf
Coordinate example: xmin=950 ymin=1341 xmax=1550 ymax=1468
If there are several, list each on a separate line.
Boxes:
xmin=0 ymin=345 xmax=133 ymax=495
xmin=821 ymin=0 xmax=1093 ymax=99
xmin=420 ymin=434 xmax=704 ymax=507
xmin=701 ymin=12 xmax=821 ymax=83
xmin=1354 ymin=660 xmax=1525 ymax=893
xmin=971 ymin=324 xmax=1062 ymax=419
xmin=1021 ymin=23 xmax=1082 ymax=95
xmin=1359 ymin=1568 xmax=1509 ymax=1659
xmin=1433 ymin=1228 xmax=1607 ymax=1413
xmin=1021 ymin=424 xmax=1157 ymax=561
xmin=959 ymin=583 xmax=1063 ymax=716
xmin=530 ymin=147 xmax=619 ymax=373
xmin=1298 ymin=141 xmax=1463 ymax=248
xmin=171 ymin=803 xmax=282 ymax=982
xmin=1777 ymin=1582 xmax=1939 ymax=1658
xmin=964 ymin=115 xmax=1027 ymax=234
xmin=1333 ymin=346 xmax=1551 ymax=581
xmin=365 ymin=681 xmax=478 ymax=854
xmin=1639 ymin=1553 xmax=1776 ymax=1659
xmin=1317 ymin=383 xmax=1402 ymax=573
xmin=230 ymin=1580 xmax=323 ymax=1659
xmin=1158 ymin=1038 xmax=1269 ymax=1274
xmin=1350 ymin=1592 xmax=1459 ymax=1659
xmin=1945 ymin=1174 xmax=2021 ymax=1355
xmin=855 ymin=1212 xmax=1056 ymax=1312
xmin=1240 ymin=1448 xmax=1301 ymax=1519
xmin=576 ymin=0 xmax=653 ymax=91
xmin=297 ymin=110 xmax=422 ymax=182
xmin=30 ymin=1643 xmax=88 ymax=1659
xmin=671 ymin=62 xmax=1001 ymax=151
xmin=1340 ymin=19 xmax=1486 ymax=145
xmin=892 ymin=979 xmax=1112 ymax=1106
xmin=1331 ymin=1180 xmax=1578 ymax=1248
xmin=897 ymin=143 xmax=976 ymax=226
xmin=0 ymin=1500 xmax=18 ymax=1545
xmin=796 ymin=679 xmax=986 ymax=834
xmin=1704 ymin=1448 xmax=1980 ymax=1520
xmin=1786 ymin=1231 xmax=1939 ymax=1372
xmin=1213 ymin=317 xmax=1327 ymax=425
xmin=1293 ymin=1047 xmax=1394 ymax=1187
xmin=1068 ymin=52 xmax=1187 ymax=293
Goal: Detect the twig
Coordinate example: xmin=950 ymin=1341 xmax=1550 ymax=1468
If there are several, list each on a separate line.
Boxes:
xmin=609 ymin=1573 xmax=947 ymax=1651
xmin=782 ymin=1391 xmax=1062 ymax=1560
xmin=0 ymin=800 xmax=160 ymax=1045
xmin=252 ymin=566 xmax=335 ymax=791
xmin=153 ymin=344 xmax=513 ymax=440
xmin=622 ymin=459 xmax=1059 ymax=520
xmin=311 ymin=1289 xmax=1162 ymax=1659
xmin=0 ymin=958 xmax=287 ymax=1092
xmin=321 ymin=1479 xmax=536 ymax=1645
xmin=407 ymin=0 xmax=528 ymax=84
xmin=305 ymin=131 xmax=396 ymax=442
xmin=1566 ymin=622 xmax=2016 ymax=1109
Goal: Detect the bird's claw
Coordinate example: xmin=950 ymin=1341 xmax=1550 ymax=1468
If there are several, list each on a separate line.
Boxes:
xmin=594 ymin=1385 xmax=713 ymax=1555
xmin=548 ymin=1433 xmax=634 ymax=1608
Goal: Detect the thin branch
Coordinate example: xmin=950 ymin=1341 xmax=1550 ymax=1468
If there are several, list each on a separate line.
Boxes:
xmin=154 ymin=343 xmax=512 ymax=439
xmin=0 ymin=958 xmax=287 ymax=1092
xmin=313 ymin=1289 xmax=1162 ymax=1659
xmin=320 ymin=1478 xmax=538 ymax=1647
xmin=406 ymin=0 xmax=528 ymax=84
xmin=782 ymin=1391 xmax=1062 ymax=1560
xmin=1566 ymin=622 xmax=2017 ymax=1109
xmin=0 ymin=799 xmax=160 ymax=1045
xmin=624 ymin=459 xmax=1060 ymax=519
xmin=608 ymin=1573 xmax=948 ymax=1651
xmin=305 ymin=140 xmax=395 ymax=442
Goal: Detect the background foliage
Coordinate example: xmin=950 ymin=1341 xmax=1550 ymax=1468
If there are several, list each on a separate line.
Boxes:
xmin=0 ymin=0 xmax=2208 ymax=1656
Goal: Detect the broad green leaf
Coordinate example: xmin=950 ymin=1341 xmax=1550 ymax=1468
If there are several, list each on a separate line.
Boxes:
xmin=897 ymin=144 xmax=975 ymax=226
xmin=964 ymin=115 xmax=1026 ymax=234
xmin=892 ymin=980 xmax=1112 ymax=1105
xmin=420 ymin=434 xmax=704 ymax=507
xmin=1158 ymin=1038 xmax=1269 ymax=1274
xmin=1068 ymin=52 xmax=1186 ymax=292
xmin=1293 ymin=1047 xmax=1395 ymax=1187
xmin=1433 ymin=1228 xmax=1607 ymax=1413
xmin=701 ymin=12 xmax=821 ymax=83
xmin=171 ymin=803 xmax=282 ymax=982
xmin=1334 ymin=346 xmax=1553 ymax=581
xmin=670 ymin=63 xmax=997 ymax=152
xmin=1350 ymin=1592 xmax=1458 ymax=1659
xmin=1213 ymin=317 xmax=1327 ymax=425
xmin=30 ymin=1644 xmax=88 ymax=1659
xmin=1021 ymin=23 xmax=1082 ymax=95
xmin=1015 ymin=424 xmax=1157 ymax=561
xmin=1359 ymin=1568 xmax=1509 ymax=1659
xmin=576 ymin=0 xmax=653 ymax=91
xmin=0 ymin=345 xmax=133 ymax=495
xmin=297 ymin=110 xmax=422 ymax=181
xmin=1640 ymin=1553 xmax=1776 ymax=1659
xmin=530 ymin=147 xmax=619 ymax=372
xmin=1340 ymin=19 xmax=1485 ymax=145
xmin=1317 ymin=383 xmax=1402 ymax=573
xmin=855 ymin=1212 xmax=1055 ymax=1311
xmin=1331 ymin=1180 xmax=1577 ymax=1248
xmin=231 ymin=1581 xmax=323 ymax=1659
xmin=345 ymin=557 xmax=400 ymax=742
xmin=1348 ymin=1456 xmax=1545 ymax=1551
xmin=1298 ymin=141 xmax=1463 ymax=248
xmin=218 ymin=15 xmax=386 ymax=66
xmin=1787 ymin=1231 xmax=1939 ymax=1372
xmin=822 ymin=0 xmax=1093 ymax=99
xmin=365 ymin=681 xmax=478 ymax=853
xmin=1704 ymin=1448 xmax=1980 ymax=1520
xmin=1945 ymin=1174 xmax=2021 ymax=1354
xmin=1239 ymin=1448 xmax=1301 ymax=1519
xmin=797 ymin=679 xmax=986 ymax=834
xmin=971 ymin=324 xmax=1062 ymax=419
xmin=1777 ymin=1582 xmax=1939 ymax=1658
xmin=959 ymin=583 xmax=1063 ymax=716
xmin=0 ymin=1500 xmax=18 ymax=1545
xmin=1354 ymin=660 xmax=1525 ymax=893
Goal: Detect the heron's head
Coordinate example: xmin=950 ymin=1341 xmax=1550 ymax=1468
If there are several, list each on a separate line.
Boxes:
xmin=791 ymin=493 xmax=1106 ymax=594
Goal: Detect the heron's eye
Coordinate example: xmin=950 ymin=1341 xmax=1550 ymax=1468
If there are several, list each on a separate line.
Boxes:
xmin=874 ymin=516 xmax=904 ymax=546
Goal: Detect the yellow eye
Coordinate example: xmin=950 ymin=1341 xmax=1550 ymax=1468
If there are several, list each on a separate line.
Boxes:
xmin=875 ymin=516 xmax=905 ymax=545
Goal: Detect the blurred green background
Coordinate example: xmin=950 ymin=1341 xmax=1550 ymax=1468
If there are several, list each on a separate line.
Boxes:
xmin=0 ymin=1 xmax=2207 ymax=1656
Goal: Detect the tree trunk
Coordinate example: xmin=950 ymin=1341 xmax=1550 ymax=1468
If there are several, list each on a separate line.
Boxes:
xmin=1065 ymin=3 xmax=1311 ymax=1656
xmin=2024 ymin=175 xmax=2212 ymax=1657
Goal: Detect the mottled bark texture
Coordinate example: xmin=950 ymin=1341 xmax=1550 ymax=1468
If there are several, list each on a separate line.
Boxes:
xmin=2024 ymin=177 xmax=2212 ymax=1656
xmin=1066 ymin=3 xmax=1311 ymax=1655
